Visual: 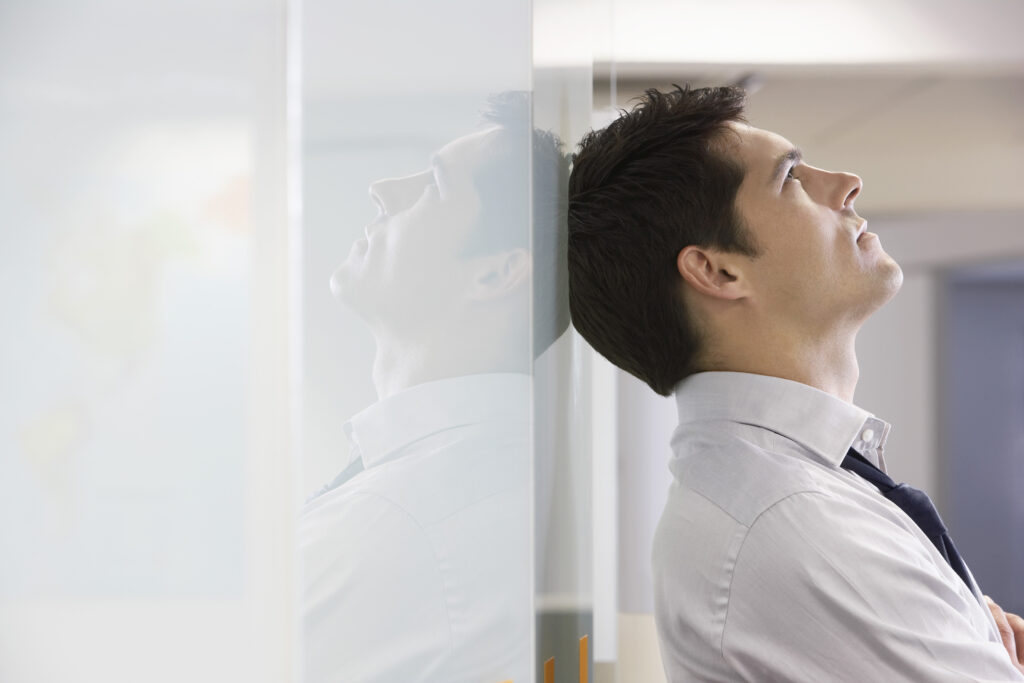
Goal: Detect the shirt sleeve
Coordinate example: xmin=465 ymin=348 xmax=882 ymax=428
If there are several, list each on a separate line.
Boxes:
xmin=722 ymin=490 xmax=1024 ymax=683
xmin=302 ymin=492 xmax=453 ymax=683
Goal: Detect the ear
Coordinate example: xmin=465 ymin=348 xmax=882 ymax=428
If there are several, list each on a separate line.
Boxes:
xmin=676 ymin=245 xmax=750 ymax=301
xmin=468 ymin=248 xmax=531 ymax=301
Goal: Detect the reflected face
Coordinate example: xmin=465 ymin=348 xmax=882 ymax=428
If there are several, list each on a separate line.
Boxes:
xmin=331 ymin=128 xmax=499 ymax=327
xmin=724 ymin=122 xmax=903 ymax=328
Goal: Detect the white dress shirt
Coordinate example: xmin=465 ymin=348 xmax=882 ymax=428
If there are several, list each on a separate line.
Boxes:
xmin=300 ymin=373 xmax=531 ymax=683
xmin=652 ymin=371 xmax=1023 ymax=682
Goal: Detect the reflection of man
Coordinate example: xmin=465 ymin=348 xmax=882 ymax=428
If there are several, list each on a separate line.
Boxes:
xmin=300 ymin=93 xmax=569 ymax=682
xmin=567 ymin=86 xmax=1024 ymax=681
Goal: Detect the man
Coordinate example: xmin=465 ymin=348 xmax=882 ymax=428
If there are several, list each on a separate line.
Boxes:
xmin=300 ymin=93 xmax=569 ymax=682
xmin=567 ymin=85 xmax=1024 ymax=681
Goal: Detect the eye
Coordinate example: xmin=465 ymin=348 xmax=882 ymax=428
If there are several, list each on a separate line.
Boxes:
xmin=785 ymin=165 xmax=798 ymax=182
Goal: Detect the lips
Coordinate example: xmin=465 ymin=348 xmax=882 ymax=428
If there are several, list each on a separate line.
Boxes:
xmin=856 ymin=221 xmax=868 ymax=241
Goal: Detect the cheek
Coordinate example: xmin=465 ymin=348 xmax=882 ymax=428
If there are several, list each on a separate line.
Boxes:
xmin=390 ymin=214 xmax=462 ymax=263
xmin=766 ymin=228 xmax=842 ymax=290
xmin=385 ymin=218 xmax=470 ymax=289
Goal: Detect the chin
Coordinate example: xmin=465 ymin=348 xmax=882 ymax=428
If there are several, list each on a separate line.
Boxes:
xmin=329 ymin=264 xmax=350 ymax=300
xmin=880 ymin=256 xmax=904 ymax=298
xmin=329 ymin=263 xmax=370 ymax=313
xmin=865 ymin=257 xmax=904 ymax=313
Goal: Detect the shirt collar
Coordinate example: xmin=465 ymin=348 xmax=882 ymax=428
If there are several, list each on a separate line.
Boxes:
xmin=344 ymin=372 xmax=531 ymax=470
xmin=674 ymin=371 xmax=891 ymax=468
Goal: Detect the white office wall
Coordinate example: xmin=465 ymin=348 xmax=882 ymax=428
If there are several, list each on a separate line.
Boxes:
xmin=615 ymin=372 xmax=674 ymax=615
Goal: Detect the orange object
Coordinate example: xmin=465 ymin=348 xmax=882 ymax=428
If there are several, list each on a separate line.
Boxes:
xmin=544 ymin=656 xmax=555 ymax=683
xmin=579 ymin=635 xmax=589 ymax=683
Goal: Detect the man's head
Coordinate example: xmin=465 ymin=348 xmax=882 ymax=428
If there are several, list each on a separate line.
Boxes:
xmin=567 ymin=85 xmax=902 ymax=396
xmin=332 ymin=92 xmax=570 ymax=364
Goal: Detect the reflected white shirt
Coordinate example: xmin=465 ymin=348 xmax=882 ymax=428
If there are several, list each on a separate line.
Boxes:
xmin=300 ymin=373 xmax=531 ymax=683
xmin=652 ymin=371 xmax=1023 ymax=682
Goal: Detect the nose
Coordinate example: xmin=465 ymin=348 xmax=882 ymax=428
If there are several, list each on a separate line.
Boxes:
xmin=368 ymin=177 xmax=394 ymax=215
xmin=837 ymin=171 xmax=862 ymax=210
xmin=368 ymin=171 xmax=430 ymax=216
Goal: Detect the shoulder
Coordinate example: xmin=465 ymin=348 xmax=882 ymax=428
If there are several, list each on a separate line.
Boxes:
xmin=299 ymin=438 xmax=531 ymax=596
xmin=300 ymin=485 xmax=435 ymax=570
xmin=730 ymin=487 xmax=938 ymax=593
xmin=305 ymin=427 xmax=528 ymax=526
xmin=715 ymin=490 xmax=1014 ymax=681
xmin=653 ymin=430 xmax=834 ymax=587
xmin=722 ymin=488 xmax=987 ymax=654
xmin=651 ymin=433 xmax=835 ymax=672
xmin=665 ymin=429 xmax=826 ymax=528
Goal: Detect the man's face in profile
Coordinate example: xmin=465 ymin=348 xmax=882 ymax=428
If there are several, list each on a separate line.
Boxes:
xmin=330 ymin=127 xmax=500 ymax=328
xmin=724 ymin=121 xmax=904 ymax=329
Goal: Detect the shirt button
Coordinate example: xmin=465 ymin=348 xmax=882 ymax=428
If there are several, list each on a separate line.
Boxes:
xmin=861 ymin=428 xmax=875 ymax=442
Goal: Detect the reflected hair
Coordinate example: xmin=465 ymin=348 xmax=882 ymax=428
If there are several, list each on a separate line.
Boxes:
xmin=463 ymin=91 xmax=571 ymax=358
xmin=567 ymin=85 xmax=758 ymax=395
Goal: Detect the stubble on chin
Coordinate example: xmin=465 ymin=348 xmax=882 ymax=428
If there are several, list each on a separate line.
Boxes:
xmin=880 ymin=253 xmax=904 ymax=297
xmin=865 ymin=255 xmax=904 ymax=315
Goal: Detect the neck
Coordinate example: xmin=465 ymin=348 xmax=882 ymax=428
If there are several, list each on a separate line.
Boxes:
xmin=707 ymin=325 xmax=861 ymax=403
xmin=370 ymin=336 xmax=432 ymax=401
xmin=369 ymin=326 xmax=527 ymax=400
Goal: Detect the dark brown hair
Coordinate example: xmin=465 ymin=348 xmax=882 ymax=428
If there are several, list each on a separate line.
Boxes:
xmin=567 ymin=85 xmax=758 ymax=395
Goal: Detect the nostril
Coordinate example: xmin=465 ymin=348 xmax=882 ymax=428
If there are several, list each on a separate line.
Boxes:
xmin=844 ymin=175 xmax=863 ymax=208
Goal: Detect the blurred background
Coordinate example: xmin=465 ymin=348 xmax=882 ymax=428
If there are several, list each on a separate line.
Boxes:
xmin=1 ymin=0 xmax=1021 ymax=681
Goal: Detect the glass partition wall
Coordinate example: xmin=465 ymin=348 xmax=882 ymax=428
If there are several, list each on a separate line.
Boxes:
xmin=4 ymin=0 xmax=596 ymax=680
xmin=297 ymin=0 xmax=594 ymax=681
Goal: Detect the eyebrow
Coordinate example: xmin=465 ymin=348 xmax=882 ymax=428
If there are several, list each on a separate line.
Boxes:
xmin=769 ymin=147 xmax=803 ymax=186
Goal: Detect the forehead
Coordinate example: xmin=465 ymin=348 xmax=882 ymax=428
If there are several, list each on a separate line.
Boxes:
xmin=721 ymin=122 xmax=796 ymax=175
xmin=435 ymin=126 xmax=500 ymax=174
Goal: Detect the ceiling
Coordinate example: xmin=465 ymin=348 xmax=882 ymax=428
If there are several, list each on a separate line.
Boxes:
xmin=582 ymin=0 xmax=1024 ymax=214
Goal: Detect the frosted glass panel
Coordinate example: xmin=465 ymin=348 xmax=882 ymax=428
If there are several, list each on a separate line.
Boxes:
xmin=297 ymin=1 xmax=546 ymax=681
xmin=0 ymin=2 xmax=293 ymax=681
